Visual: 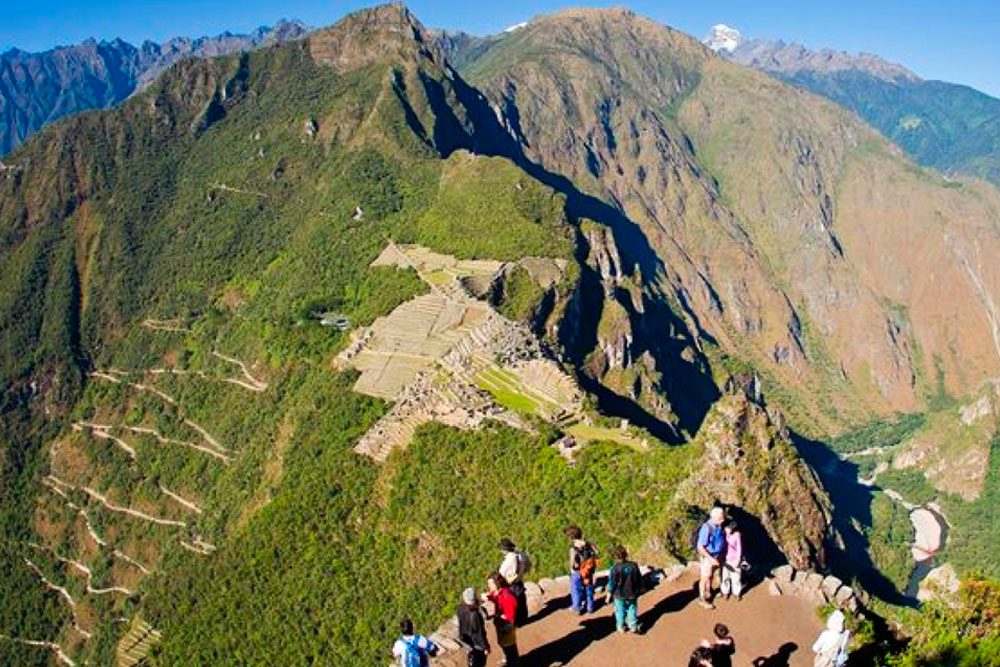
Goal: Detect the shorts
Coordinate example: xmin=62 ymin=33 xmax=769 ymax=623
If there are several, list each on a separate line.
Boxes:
xmin=700 ymin=555 xmax=720 ymax=578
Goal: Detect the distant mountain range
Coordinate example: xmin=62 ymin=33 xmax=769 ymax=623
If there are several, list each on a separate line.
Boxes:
xmin=703 ymin=25 xmax=1000 ymax=188
xmin=0 ymin=20 xmax=308 ymax=154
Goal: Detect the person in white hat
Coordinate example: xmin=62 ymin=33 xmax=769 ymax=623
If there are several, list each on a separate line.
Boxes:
xmin=811 ymin=609 xmax=850 ymax=667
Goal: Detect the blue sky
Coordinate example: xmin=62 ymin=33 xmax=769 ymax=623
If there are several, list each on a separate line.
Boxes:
xmin=3 ymin=1 xmax=999 ymax=97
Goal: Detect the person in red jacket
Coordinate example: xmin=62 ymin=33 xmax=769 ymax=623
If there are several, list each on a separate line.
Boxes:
xmin=485 ymin=572 xmax=520 ymax=666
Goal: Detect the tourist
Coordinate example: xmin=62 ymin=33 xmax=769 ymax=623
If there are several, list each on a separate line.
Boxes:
xmin=456 ymin=587 xmax=490 ymax=667
xmin=391 ymin=618 xmax=439 ymax=667
xmin=708 ymin=623 xmax=736 ymax=667
xmin=498 ymin=538 xmax=530 ymax=626
xmin=565 ymin=525 xmax=598 ymax=615
xmin=486 ymin=572 xmax=520 ymax=666
xmin=688 ymin=645 xmax=715 ymax=667
xmin=721 ymin=519 xmax=745 ymax=601
xmin=605 ymin=545 xmax=642 ymax=634
xmin=811 ymin=609 xmax=850 ymax=667
xmin=696 ymin=506 xmax=727 ymax=608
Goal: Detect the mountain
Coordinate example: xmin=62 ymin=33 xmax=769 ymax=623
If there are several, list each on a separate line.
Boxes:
xmin=1 ymin=4 xmax=999 ymax=665
xmin=449 ymin=5 xmax=1000 ymax=601
xmin=0 ymin=20 xmax=308 ymax=155
xmin=712 ymin=34 xmax=1000 ymax=188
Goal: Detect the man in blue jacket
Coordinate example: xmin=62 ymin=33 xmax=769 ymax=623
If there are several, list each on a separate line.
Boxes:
xmin=696 ymin=506 xmax=727 ymax=609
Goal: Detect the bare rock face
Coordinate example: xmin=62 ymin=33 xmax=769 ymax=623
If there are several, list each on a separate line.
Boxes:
xmin=461 ymin=7 xmax=1000 ymax=438
xmin=308 ymin=4 xmax=429 ymax=74
xmin=682 ymin=379 xmax=833 ymax=570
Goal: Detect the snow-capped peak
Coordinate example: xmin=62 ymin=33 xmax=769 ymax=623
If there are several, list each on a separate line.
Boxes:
xmin=703 ymin=24 xmax=742 ymax=53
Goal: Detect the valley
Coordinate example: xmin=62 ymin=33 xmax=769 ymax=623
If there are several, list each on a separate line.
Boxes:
xmin=0 ymin=3 xmax=998 ymax=665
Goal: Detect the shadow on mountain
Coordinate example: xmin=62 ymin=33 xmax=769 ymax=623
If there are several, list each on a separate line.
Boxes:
xmin=792 ymin=431 xmax=915 ymax=608
xmin=432 ymin=68 xmax=720 ymax=440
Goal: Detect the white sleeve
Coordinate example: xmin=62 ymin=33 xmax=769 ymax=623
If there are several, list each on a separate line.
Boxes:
xmin=391 ymin=640 xmax=404 ymax=659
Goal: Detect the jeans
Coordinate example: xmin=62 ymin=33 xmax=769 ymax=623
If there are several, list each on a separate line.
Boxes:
xmin=467 ymin=648 xmax=487 ymax=667
xmin=613 ymin=597 xmax=639 ymax=631
xmin=570 ymin=571 xmax=595 ymax=613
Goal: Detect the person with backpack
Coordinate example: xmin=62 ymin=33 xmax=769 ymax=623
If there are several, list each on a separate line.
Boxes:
xmin=605 ymin=545 xmax=642 ymax=634
xmin=391 ymin=618 xmax=439 ymax=667
xmin=456 ymin=587 xmax=490 ymax=667
xmin=565 ymin=525 xmax=598 ymax=615
xmin=696 ymin=506 xmax=727 ymax=609
xmin=497 ymin=538 xmax=531 ymax=626
xmin=811 ymin=609 xmax=850 ymax=667
xmin=720 ymin=519 xmax=745 ymax=601
xmin=485 ymin=572 xmax=520 ymax=666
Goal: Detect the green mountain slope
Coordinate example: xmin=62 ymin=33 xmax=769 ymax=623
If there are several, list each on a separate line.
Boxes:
xmin=726 ymin=42 xmax=1000 ymax=190
xmin=0 ymin=5 xmax=836 ymax=665
xmin=4 ymin=4 xmax=1000 ymax=665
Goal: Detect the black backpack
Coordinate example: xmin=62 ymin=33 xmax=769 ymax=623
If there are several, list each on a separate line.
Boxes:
xmin=690 ymin=520 xmax=708 ymax=556
xmin=574 ymin=542 xmax=596 ymax=567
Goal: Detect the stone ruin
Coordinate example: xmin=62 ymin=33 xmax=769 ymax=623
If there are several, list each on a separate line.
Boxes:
xmin=342 ymin=243 xmax=584 ymax=461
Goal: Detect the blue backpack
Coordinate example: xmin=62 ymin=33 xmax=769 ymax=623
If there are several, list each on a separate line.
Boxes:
xmin=401 ymin=636 xmax=427 ymax=667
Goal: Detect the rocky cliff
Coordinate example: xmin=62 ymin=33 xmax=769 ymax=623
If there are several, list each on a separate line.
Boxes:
xmin=453 ymin=8 xmax=1000 ymax=437
xmin=681 ymin=377 xmax=833 ymax=570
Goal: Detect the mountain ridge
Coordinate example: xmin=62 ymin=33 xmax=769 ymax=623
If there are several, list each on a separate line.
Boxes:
xmin=0 ymin=19 xmax=309 ymax=155
xmin=1 ymin=4 xmax=999 ymax=665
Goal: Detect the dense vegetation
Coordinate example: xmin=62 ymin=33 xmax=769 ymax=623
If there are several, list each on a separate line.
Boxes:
xmin=145 ymin=407 xmax=695 ymax=664
xmin=889 ymin=575 xmax=1000 ymax=666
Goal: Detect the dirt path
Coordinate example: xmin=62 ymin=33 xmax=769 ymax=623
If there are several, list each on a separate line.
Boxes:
xmin=73 ymin=422 xmax=137 ymax=459
xmin=211 ymin=351 xmax=269 ymax=391
xmin=440 ymin=570 xmax=824 ymax=667
xmin=81 ymin=486 xmax=187 ymax=528
xmin=0 ymin=635 xmax=75 ymax=666
xmin=158 ymin=484 xmax=203 ymax=514
xmin=127 ymin=425 xmax=231 ymax=463
xmin=28 ymin=544 xmax=135 ymax=596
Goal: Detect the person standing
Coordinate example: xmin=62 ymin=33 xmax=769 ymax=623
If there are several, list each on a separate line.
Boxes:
xmin=391 ymin=619 xmax=438 ymax=667
xmin=565 ymin=525 xmax=598 ymax=615
xmin=456 ymin=588 xmax=490 ymax=667
xmin=498 ymin=538 xmax=530 ymax=626
xmin=696 ymin=507 xmax=727 ymax=609
xmin=486 ymin=572 xmax=520 ymax=666
xmin=720 ymin=519 xmax=744 ymax=601
xmin=811 ymin=609 xmax=850 ymax=667
xmin=605 ymin=545 xmax=642 ymax=634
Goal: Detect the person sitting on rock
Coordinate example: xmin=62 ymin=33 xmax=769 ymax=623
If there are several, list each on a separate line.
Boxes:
xmin=457 ymin=587 xmax=490 ymax=667
xmin=697 ymin=506 xmax=727 ymax=609
xmin=811 ymin=609 xmax=850 ymax=667
xmin=498 ymin=538 xmax=530 ymax=626
xmin=565 ymin=525 xmax=598 ymax=615
xmin=721 ymin=519 xmax=745 ymax=601
xmin=391 ymin=618 xmax=438 ymax=667
xmin=485 ymin=572 xmax=520 ymax=666
xmin=688 ymin=645 xmax=715 ymax=667
xmin=605 ymin=545 xmax=642 ymax=634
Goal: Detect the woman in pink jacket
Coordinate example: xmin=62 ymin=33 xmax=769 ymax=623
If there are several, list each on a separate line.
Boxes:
xmin=720 ymin=519 xmax=744 ymax=601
